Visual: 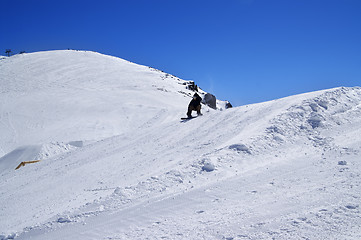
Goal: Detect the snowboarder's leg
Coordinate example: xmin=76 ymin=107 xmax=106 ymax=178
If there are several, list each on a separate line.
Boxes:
xmin=196 ymin=105 xmax=202 ymax=116
xmin=187 ymin=105 xmax=194 ymax=118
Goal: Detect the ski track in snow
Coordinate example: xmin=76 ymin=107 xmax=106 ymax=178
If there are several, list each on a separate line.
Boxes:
xmin=0 ymin=51 xmax=361 ymax=240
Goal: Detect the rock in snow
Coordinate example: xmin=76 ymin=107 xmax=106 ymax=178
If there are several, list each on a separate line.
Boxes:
xmin=0 ymin=50 xmax=361 ymax=240
xmin=203 ymin=93 xmax=217 ymax=109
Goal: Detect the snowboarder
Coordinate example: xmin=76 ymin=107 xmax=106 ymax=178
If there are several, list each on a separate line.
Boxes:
xmin=187 ymin=93 xmax=202 ymax=118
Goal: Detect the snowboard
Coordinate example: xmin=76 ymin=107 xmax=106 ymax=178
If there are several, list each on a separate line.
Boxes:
xmin=181 ymin=116 xmax=198 ymax=121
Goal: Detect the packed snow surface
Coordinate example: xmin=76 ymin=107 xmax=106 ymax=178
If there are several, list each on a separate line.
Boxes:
xmin=0 ymin=51 xmax=360 ymax=240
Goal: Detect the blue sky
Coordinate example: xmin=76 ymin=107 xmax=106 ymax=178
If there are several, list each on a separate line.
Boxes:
xmin=1 ymin=0 xmax=360 ymax=106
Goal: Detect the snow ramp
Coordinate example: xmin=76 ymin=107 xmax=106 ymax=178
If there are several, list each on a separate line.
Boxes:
xmin=0 ymin=145 xmax=42 ymax=173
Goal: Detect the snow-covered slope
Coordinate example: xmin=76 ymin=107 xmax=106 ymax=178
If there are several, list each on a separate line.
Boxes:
xmin=1 ymin=51 xmax=361 ymax=240
xmin=0 ymin=50 xmax=222 ymax=166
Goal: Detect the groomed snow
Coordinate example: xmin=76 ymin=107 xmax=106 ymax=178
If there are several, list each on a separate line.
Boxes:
xmin=0 ymin=51 xmax=360 ymax=240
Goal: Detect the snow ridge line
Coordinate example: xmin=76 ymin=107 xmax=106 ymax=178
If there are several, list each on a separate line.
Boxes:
xmin=246 ymin=87 xmax=361 ymax=154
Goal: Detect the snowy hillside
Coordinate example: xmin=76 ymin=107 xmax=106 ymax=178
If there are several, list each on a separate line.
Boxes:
xmin=0 ymin=50 xmax=225 ymax=171
xmin=1 ymin=51 xmax=361 ymax=239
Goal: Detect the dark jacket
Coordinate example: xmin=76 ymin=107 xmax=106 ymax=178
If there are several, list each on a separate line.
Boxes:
xmin=189 ymin=93 xmax=202 ymax=108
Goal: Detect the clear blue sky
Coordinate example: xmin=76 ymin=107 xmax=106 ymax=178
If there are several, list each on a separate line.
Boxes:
xmin=1 ymin=0 xmax=360 ymax=106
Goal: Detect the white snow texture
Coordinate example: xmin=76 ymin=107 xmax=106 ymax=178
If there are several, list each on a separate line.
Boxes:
xmin=0 ymin=50 xmax=360 ymax=240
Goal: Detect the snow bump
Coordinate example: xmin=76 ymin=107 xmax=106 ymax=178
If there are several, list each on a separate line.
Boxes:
xmin=228 ymin=144 xmax=251 ymax=154
xmin=202 ymin=162 xmax=215 ymax=172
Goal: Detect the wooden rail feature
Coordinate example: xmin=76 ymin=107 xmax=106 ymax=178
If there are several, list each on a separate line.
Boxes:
xmin=15 ymin=160 xmax=41 ymax=170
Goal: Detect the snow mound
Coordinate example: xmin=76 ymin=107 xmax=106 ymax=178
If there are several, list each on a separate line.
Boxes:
xmin=265 ymin=87 xmax=361 ymax=146
xmin=228 ymin=144 xmax=251 ymax=154
xmin=0 ymin=145 xmax=42 ymax=173
xmin=221 ymin=87 xmax=361 ymax=156
xmin=0 ymin=142 xmax=83 ymax=173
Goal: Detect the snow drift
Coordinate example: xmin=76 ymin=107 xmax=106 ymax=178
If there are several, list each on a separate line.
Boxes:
xmin=0 ymin=50 xmax=360 ymax=240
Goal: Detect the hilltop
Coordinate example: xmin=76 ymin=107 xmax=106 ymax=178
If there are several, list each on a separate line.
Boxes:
xmin=0 ymin=50 xmax=228 ymax=170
